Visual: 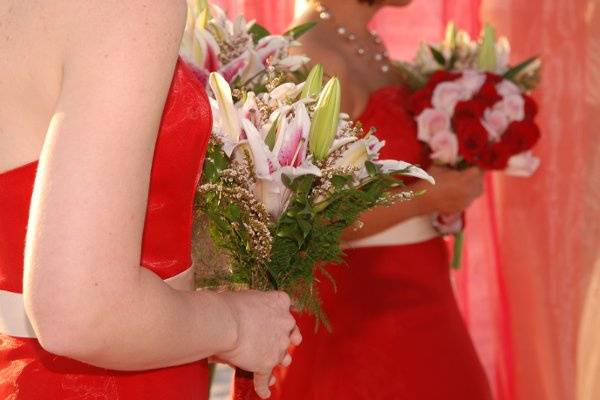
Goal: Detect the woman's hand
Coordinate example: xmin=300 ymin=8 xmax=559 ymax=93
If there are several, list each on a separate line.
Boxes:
xmin=217 ymin=290 xmax=302 ymax=399
xmin=415 ymin=166 xmax=485 ymax=215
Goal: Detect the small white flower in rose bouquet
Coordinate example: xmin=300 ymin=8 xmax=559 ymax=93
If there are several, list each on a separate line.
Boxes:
xmin=180 ymin=0 xmax=312 ymax=91
xmin=195 ymin=64 xmax=434 ymax=325
xmin=396 ymin=23 xmax=542 ymax=268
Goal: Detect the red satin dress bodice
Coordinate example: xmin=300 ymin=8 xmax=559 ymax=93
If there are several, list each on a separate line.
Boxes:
xmin=0 ymin=59 xmax=212 ymax=399
xmin=241 ymin=86 xmax=492 ymax=400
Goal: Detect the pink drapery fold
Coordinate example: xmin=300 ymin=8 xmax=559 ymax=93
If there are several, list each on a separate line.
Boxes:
xmin=482 ymin=2 xmax=600 ymax=400
xmin=211 ymin=0 xmax=295 ymax=33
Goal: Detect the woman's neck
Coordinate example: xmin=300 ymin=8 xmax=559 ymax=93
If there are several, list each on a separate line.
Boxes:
xmin=308 ymin=0 xmax=383 ymax=34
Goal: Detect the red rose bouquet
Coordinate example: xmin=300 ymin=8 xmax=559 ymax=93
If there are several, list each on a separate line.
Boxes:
xmin=401 ymin=23 xmax=542 ymax=267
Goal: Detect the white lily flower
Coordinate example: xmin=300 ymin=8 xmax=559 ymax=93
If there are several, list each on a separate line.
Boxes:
xmin=256 ymin=35 xmax=289 ymax=65
xmin=329 ymin=136 xmax=358 ymax=154
xmin=242 ymin=118 xmax=319 ymax=219
xmin=374 ymin=160 xmax=435 ymax=185
xmin=333 ymin=140 xmax=369 ymax=173
xmin=364 ymin=135 xmax=386 ymax=159
xmin=219 ymin=51 xmax=251 ymax=84
xmin=270 ymin=83 xmax=303 ymax=102
xmin=274 ymin=55 xmax=310 ymax=71
xmin=273 ymin=102 xmax=311 ymax=167
xmin=242 ymin=119 xmax=277 ymax=178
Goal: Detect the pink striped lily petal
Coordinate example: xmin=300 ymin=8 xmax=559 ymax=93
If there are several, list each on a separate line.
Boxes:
xmin=275 ymin=103 xmax=311 ymax=167
xmin=220 ymin=52 xmax=250 ymax=84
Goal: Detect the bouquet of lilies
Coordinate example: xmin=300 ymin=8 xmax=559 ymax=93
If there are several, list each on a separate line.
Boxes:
xmin=398 ymin=23 xmax=542 ymax=268
xmin=196 ymin=64 xmax=434 ymax=324
xmin=180 ymin=0 xmax=312 ymax=91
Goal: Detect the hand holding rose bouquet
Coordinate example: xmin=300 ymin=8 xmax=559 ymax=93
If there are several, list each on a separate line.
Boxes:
xmin=399 ymin=23 xmax=542 ymax=268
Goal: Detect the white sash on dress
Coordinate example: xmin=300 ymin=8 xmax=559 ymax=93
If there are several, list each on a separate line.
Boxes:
xmin=0 ymin=265 xmax=195 ymax=339
xmin=345 ymin=215 xmax=439 ymax=249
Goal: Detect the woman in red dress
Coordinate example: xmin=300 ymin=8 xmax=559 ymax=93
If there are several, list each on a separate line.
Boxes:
xmin=0 ymin=1 xmax=299 ymax=399
xmin=260 ymin=1 xmax=493 ymax=398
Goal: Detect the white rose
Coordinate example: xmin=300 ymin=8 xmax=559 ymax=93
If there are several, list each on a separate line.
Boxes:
xmin=416 ymin=108 xmax=451 ymax=143
xmin=494 ymin=94 xmax=525 ymax=122
xmin=482 ymin=108 xmax=510 ymax=141
xmin=459 ymin=70 xmax=486 ymax=97
xmin=496 ymin=80 xmax=521 ymax=97
xmin=432 ymin=81 xmax=466 ymax=114
xmin=429 ymin=130 xmax=459 ymax=165
xmin=505 ymin=151 xmax=540 ymax=177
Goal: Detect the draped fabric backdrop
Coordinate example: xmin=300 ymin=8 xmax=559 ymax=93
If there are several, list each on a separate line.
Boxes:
xmin=210 ymin=1 xmax=600 ymax=399
xmin=481 ymin=2 xmax=600 ymax=400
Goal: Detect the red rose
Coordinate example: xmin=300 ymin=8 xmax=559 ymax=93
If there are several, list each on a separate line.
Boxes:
xmin=409 ymin=87 xmax=433 ymax=115
xmin=426 ymin=70 xmax=461 ymax=90
xmin=455 ymin=118 xmax=489 ymax=161
xmin=454 ymin=100 xmax=486 ymax=120
xmin=477 ymin=142 xmax=511 ymax=170
xmin=485 ymin=72 xmax=503 ymax=84
xmin=523 ymin=95 xmax=538 ymax=119
xmin=501 ymin=120 xmax=541 ymax=154
xmin=473 ymin=81 xmax=502 ymax=106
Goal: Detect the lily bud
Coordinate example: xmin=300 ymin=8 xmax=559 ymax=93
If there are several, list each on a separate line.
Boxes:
xmin=189 ymin=0 xmax=209 ymax=27
xmin=301 ymin=64 xmax=324 ymax=99
xmin=209 ymin=72 xmax=241 ymax=142
xmin=309 ymin=77 xmax=341 ymax=161
xmin=477 ymin=24 xmax=498 ymax=72
xmin=444 ymin=22 xmax=457 ymax=51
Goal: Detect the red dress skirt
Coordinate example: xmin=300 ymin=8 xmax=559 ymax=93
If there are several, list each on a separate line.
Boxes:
xmin=234 ymin=86 xmax=492 ymax=400
xmin=0 ymin=59 xmax=212 ymax=399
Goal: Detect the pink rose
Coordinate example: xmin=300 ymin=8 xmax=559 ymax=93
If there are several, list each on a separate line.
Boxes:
xmin=429 ymin=130 xmax=459 ymax=165
xmin=432 ymin=81 xmax=466 ymax=114
xmin=482 ymin=108 xmax=509 ymax=141
xmin=416 ymin=108 xmax=451 ymax=142
xmin=505 ymin=151 xmax=540 ymax=177
xmin=496 ymin=79 xmax=521 ymax=97
xmin=432 ymin=212 xmax=463 ymax=235
xmin=494 ymin=94 xmax=525 ymax=122
xmin=458 ymin=70 xmax=486 ymax=97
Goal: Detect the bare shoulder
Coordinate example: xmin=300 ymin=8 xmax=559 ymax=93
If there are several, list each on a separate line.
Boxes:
xmin=60 ymin=0 xmax=188 ymax=58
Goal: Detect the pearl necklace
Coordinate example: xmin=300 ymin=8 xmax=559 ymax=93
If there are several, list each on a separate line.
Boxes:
xmin=314 ymin=2 xmax=391 ymax=74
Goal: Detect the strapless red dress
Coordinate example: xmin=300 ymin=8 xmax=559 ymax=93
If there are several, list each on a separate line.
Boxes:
xmin=0 ymin=59 xmax=212 ymax=399
xmin=234 ymin=86 xmax=492 ymax=400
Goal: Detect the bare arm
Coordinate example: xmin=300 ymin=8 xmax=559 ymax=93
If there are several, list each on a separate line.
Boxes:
xmin=22 ymin=1 xmax=298 ymax=377
xmin=343 ymin=166 xmax=485 ymax=241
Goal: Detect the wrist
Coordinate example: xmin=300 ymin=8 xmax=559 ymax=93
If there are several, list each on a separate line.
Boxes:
xmin=408 ymin=183 xmax=435 ymax=216
xmin=213 ymin=291 xmax=241 ymax=354
xmin=189 ymin=290 xmax=240 ymax=356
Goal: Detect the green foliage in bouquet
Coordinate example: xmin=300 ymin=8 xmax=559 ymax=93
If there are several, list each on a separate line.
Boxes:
xmin=196 ymin=141 xmax=409 ymax=329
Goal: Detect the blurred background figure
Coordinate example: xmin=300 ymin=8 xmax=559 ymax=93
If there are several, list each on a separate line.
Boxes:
xmin=261 ymin=0 xmax=491 ymax=398
xmin=209 ymin=1 xmax=600 ymax=400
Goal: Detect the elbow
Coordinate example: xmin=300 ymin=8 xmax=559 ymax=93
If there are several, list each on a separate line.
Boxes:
xmin=24 ymin=291 xmax=109 ymax=361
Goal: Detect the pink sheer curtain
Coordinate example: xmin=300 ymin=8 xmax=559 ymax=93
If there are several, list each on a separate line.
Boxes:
xmin=481 ymin=2 xmax=600 ymax=400
xmin=211 ymin=0 xmax=294 ymax=33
